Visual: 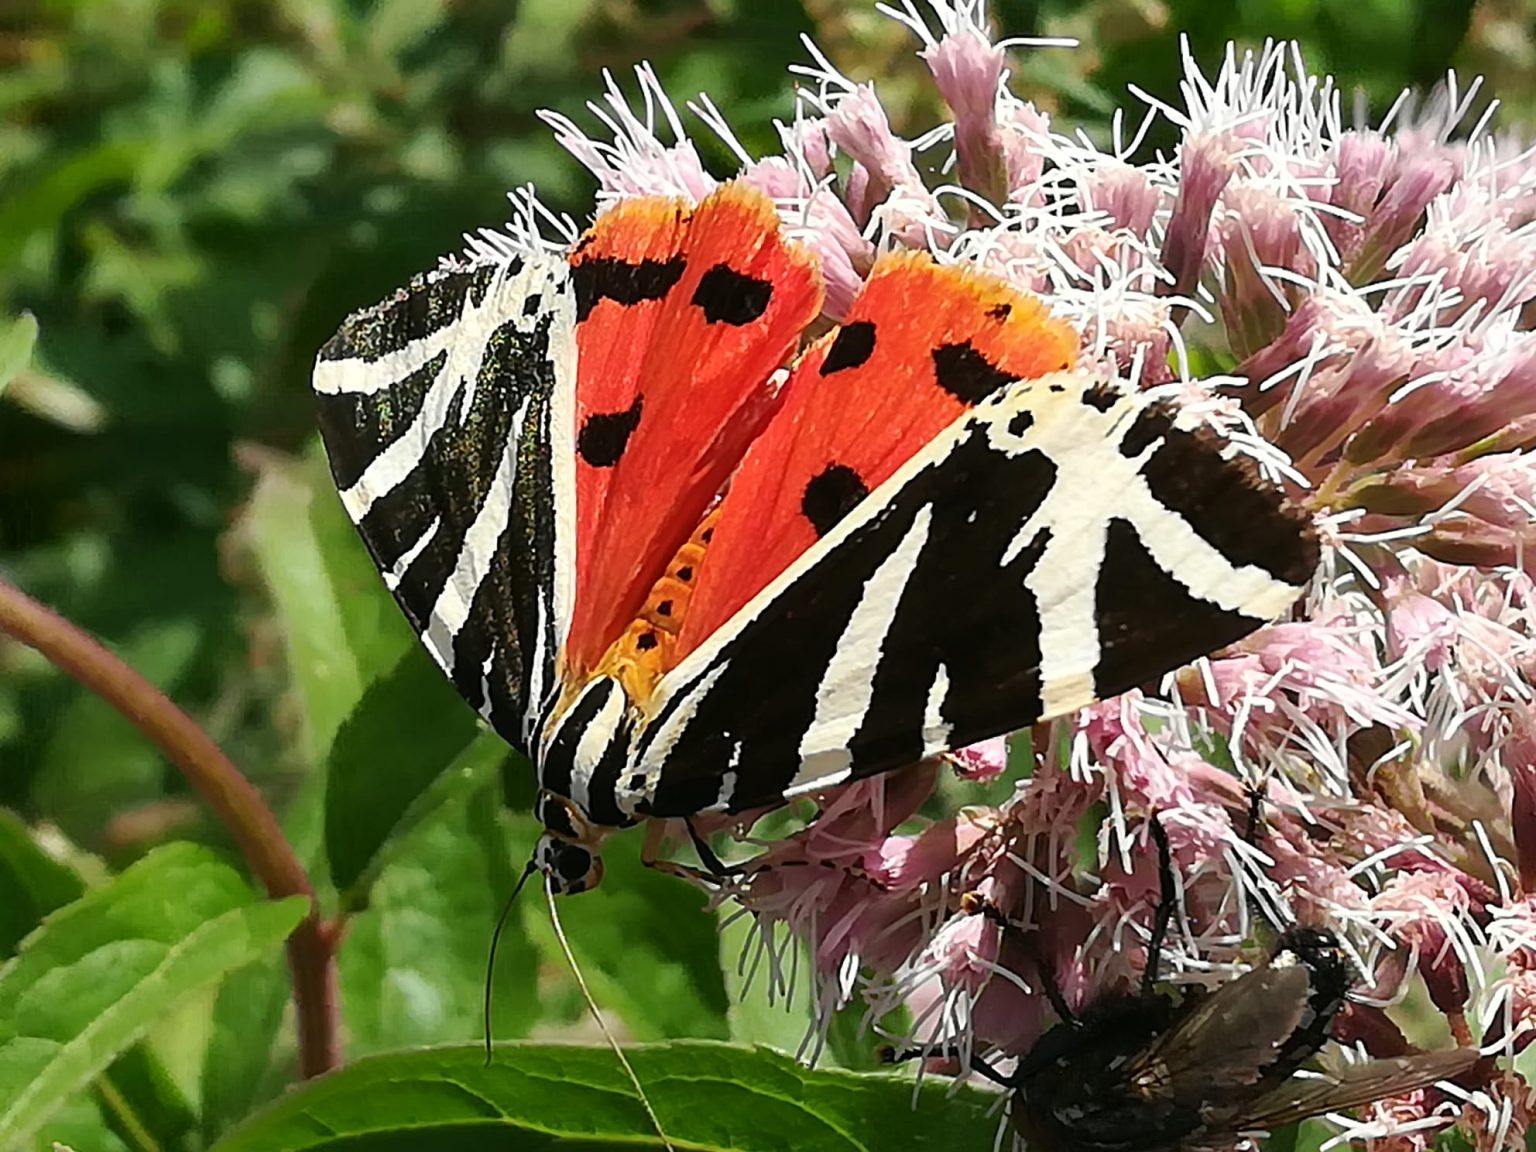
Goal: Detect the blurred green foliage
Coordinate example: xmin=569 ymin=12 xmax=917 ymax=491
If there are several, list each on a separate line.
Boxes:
xmin=0 ymin=1 xmax=1530 ymax=1149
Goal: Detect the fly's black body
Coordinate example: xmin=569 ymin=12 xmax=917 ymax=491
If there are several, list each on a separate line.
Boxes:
xmin=896 ymin=820 xmax=1480 ymax=1151
xmin=1008 ymin=924 xmax=1476 ymax=1152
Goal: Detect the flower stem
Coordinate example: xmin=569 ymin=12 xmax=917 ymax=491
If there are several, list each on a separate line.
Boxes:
xmin=0 ymin=576 xmax=341 ymax=1077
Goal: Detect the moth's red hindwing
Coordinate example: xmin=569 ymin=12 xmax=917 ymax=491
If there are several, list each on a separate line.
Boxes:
xmin=679 ymin=251 xmax=1079 ymax=656
xmin=564 ymin=185 xmax=823 ymax=679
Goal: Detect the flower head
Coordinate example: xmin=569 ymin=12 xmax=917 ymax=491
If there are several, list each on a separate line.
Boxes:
xmin=481 ymin=3 xmax=1535 ymax=1141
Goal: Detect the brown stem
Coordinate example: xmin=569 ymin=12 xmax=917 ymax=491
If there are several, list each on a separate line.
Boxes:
xmin=0 ymin=577 xmax=341 ymax=1077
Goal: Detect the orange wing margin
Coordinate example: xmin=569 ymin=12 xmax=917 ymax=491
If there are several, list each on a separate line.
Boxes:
xmin=678 ymin=253 xmax=1079 ymax=657
xmin=564 ymin=184 xmax=823 ymax=676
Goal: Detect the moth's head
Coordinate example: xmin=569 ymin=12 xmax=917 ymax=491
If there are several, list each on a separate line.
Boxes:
xmin=535 ymin=832 xmax=604 ymax=895
xmin=534 ymin=790 xmax=606 ymax=895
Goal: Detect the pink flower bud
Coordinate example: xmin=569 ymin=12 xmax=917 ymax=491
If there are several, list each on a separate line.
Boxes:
xmin=1160 ymin=134 xmax=1238 ymax=298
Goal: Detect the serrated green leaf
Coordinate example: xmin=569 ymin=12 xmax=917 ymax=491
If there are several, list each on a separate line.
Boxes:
xmin=0 ymin=844 xmax=309 ymax=1147
xmin=211 ymin=1042 xmax=1002 ymax=1151
xmin=325 ymin=645 xmax=485 ymax=899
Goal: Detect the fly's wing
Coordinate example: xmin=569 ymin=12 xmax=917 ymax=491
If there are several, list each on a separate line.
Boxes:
xmin=1129 ymin=964 xmax=1313 ymax=1093
xmin=622 ymin=257 xmax=1318 ymax=818
xmin=312 ymin=253 xmax=577 ymax=753
xmin=1213 ymin=1048 xmax=1481 ymax=1135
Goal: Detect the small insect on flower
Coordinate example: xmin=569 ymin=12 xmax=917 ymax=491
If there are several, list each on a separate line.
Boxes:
xmin=891 ymin=821 xmax=1480 ymax=1151
xmin=1003 ymin=926 xmax=1477 ymax=1152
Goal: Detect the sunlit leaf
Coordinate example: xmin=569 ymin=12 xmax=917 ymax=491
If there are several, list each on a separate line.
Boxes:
xmin=0 ymin=311 xmax=37 ymax=402
xmin=325 ymin=646 xmax=485 ymax=900
xmin=210 ymin=1043 xmax=1001 ymax=1151
xmin=0 ymin=844 xmax=308 ymax=1148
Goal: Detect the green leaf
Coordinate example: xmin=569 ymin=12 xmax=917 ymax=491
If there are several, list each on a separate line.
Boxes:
xmin=238 ymin=447 xmax=414 ymax=770
xmin=339 ymin=740 xmax=538 ymax=1053
xmin=0 ymin=819 xmax=197 ymax=1152
xmin=0 ymin=844 xmax=309 ymax=1148
xmin=210 ymin=1042 xmax=1002 ymax=1151
xmin=545 ymin=830 xmax=730 ymax=1041
xmin=0 ymin=311 xmax=37 ymax=401
xmin=199 ymin=954 xmax=294 ymax=1145
xmin=325 ymin=645 xmax=485 ymax=899
xmin=0 ymin=810 xmax=82 ymax=957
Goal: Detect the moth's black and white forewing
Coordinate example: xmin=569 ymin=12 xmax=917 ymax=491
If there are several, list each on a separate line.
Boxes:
xmin=313 ymin=254 xmax=577 ymax=753
xmin=619 ymin=372 xmax=1317 ymax=821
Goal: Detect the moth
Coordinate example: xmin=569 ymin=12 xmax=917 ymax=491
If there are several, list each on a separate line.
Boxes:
xmin=1007 ymin=925 xmax=1478 ymax=1151
xmin=312 ymin=182 xmax=1320 ymax=893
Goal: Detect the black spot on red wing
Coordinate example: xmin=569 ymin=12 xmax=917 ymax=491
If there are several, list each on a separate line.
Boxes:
xmin=700 ymin=527 xmax=714 ymax=543
xmin=932 ymin=341 xmax=1016 ymax=403
xmin=1131 ymin=402 xmax=1319 ymax=586
xmin=1008 ymin=411 xmax=1035 ymax=437
xmin=692 ymin=264 xmax=774 ymax=325
xmin=820 ymin=321 xmax=877 ymax=374
xmin=802 ymin=463 xmax=871 ymax=537
xmin=577 ymin=395 xmax=643 ymax=468
xmin=987 ymin=303 xmax=1012 ymax=320
xmin=636 ymin=631 xmax=658 ymax=651
xmin=655 ymin=599 xmax=674 ymax=617
xmin=572 ymin=256 xmax=687 ymax=322
xmin=1082 ymin=383 xmax=1119 ymax=412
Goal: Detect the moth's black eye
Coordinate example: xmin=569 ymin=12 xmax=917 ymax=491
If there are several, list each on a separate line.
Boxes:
xmin=555 ymin=843 xmax=592 ymax=883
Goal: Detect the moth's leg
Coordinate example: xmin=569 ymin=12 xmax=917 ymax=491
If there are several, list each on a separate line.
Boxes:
xmin=639 ymin=818 xmax=738 ymax=889
xmin=684 ymin=817 xmax=743 ymax=878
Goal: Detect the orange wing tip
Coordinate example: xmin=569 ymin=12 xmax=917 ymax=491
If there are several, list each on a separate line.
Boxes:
xmin=858 ymin=250 xmax=1080 ymax=378
xmin=695 ymin=181 xmax=826 ymax=299
xmin=578 ymin=183 xmax=824 ymax=306
xmin=577 ymin=196 xmax=692 ymax=262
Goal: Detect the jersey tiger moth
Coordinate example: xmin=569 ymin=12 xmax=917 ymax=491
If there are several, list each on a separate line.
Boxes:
xmin=312 ymin=182 xmax=1319 ymax=894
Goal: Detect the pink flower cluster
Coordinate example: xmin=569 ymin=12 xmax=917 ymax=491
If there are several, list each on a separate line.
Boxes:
xmin=482 ymin=1 xmax=1536 ymax=1147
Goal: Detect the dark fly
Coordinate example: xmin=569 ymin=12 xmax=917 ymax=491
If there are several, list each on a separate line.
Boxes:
xmin=1007 ymin=924 xmax=1476 ymax=1151
xmin=894 ymin=819 xmax=1480 ymax=1151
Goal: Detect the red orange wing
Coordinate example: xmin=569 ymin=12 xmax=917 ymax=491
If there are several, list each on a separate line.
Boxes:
xmin=564 ymin=184 xmax=823 ymax=674
xmin=678 ymin=253 xmax=1079 ymax=656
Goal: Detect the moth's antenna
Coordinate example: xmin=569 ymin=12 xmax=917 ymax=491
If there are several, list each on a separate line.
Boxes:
xmin=545 ymin=882 xmax=676 ymax=1152
xmin=484 ymin=855 xmax=538 ymax=1065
